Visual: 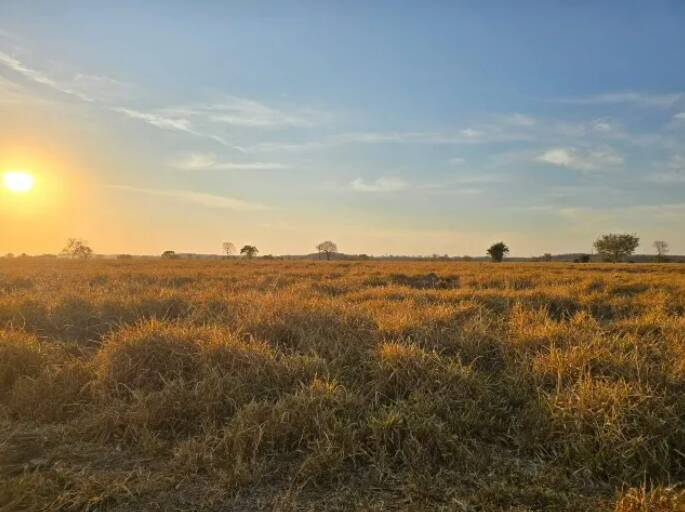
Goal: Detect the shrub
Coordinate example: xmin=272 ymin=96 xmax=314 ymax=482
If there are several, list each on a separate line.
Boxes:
xmin=0 ymin=331 xmax=44 ymax=395
xmin=95 ymin=321 xmax=205 ymax=393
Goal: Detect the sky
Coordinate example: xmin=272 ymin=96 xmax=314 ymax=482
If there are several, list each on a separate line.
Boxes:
xmin=1 ymin=1 xmax=684 ymax=256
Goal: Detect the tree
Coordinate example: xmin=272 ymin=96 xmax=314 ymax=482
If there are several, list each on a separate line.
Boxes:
xmin=61 ymin=238 xmax=93 ymax=259
xmin=240 ymin=245 xmax=259 ymax=259
xmin=593 ymin=233 xmax=639 ymax=263
xmin=222 ymin=242 xmax=236 ymax=257
xmin=161 ymin=250 xmax=178 ymax=259
xmin=486 ymin=242 xmax=509 ymax=262
xmin=542 ymin=253 xmax=553 ymax=262
xmin=654 ymin=240 xmax=669 ymax=262
xmin=316 ymin=240 xmax=338 ymax=261
xmin=579 ymin=254 xmax=591 ymax=263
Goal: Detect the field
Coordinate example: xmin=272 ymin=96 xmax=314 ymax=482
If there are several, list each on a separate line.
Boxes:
xmin=1 ymin=259 xmax=685 ymax=511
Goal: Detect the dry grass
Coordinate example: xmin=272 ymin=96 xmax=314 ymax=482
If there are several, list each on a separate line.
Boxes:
xmin=1 ymin=259 xmax=685 ymax=510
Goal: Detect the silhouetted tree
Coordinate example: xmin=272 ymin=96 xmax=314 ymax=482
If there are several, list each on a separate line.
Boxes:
xmin=543 ymin=253 xmax=553 ymax=262
xmin=487 ymin=242 xmax=509 ymax=262
xmin=579 ymin=254 xmax=591 ymax=263
xmin=222 ymin=242 xmax=236 ymax=257
xmin=241 ymin=245 xmax=259 ymax=259
xmin=654 ymin=240 xmax=669 ymax=262
xmin=316 ymin=240 xmax=338 ymax=260
xmin=593 ymin=233 xmax=639 ymax=263
xmin=61 ymin=238 xmax=93 ymax=259
xmin=161 ymin=250 xmax=178 ymax=259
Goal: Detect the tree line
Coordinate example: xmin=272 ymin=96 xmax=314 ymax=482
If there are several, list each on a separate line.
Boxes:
xmin=8 ymin=234 xmax=671 ymax=263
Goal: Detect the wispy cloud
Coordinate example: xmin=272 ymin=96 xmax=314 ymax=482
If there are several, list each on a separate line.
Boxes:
xmin=172 ymin=152 xmax=290 ymax=171
xmin=107 ymin=185 xmax=268 ymax=211
xmin=448 ymin=157 xmax=465 ymax=165
xmin=674 ymin=112 xmax=685 ymax=121
xmin=0 ymin=49 xmax=94 ymax=102
xmin=0 ymin=49 xmax=309 ymax=146
xmin=237 ymin=141 xmax=325 ymax=153
xmin=111 ymin=107 xmax=194 ymax=133
xmin=554 ymin=91 xmax=682 ymax=109
xmin=164 ymin=97 xmax=328 ymax=128
xmin=351 ymin=176 xmax=408 ymax=192
xmin=536 ymin=146 xmax=623 ymax=171
xmin=337 ymin=128 xmax=526 ymax=145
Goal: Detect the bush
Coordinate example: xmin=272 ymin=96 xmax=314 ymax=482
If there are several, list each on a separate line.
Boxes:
xmin=0 ymin=331 xmax=44 ymax=395
xmin=95 ymin=321 xmax=205 ymax=392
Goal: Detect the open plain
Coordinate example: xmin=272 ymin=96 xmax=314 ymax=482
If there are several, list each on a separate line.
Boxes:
xmin=1 ymin=259 xmax=685 ymax=511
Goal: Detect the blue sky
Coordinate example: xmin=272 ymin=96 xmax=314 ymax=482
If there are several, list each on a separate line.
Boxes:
xmin=1 ymin=1 xmax=684 ymax=256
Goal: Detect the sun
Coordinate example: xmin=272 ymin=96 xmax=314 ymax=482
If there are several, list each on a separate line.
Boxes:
xmin=3 ymin=171 xmax=35 ymax=193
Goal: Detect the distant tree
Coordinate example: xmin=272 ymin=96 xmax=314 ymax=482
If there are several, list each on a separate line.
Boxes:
xmin=462 ymin=255 xmax=473 ymax=262
xmin=542 ymin=253 xmax=553 ymax=262
xmin=593 ymin=233 xmax=639 ymax=263
xmin=240 ymin=245 xmax=259 ymax=259
xmin=222 ymin=242 xmax=236 ymax=257
xmin=161 ymin=250 xmax=178 ymax=259
xmin=5 ymin=253 xmax=14 ymax=259
xmin=61 ymin=238 xmax=93 ymax=259
xmin=316 ymin=240 xmax=338 ymax=261
xmin=487 ymin=242 xmax=509 ymax=263
xmin=579 ymin=254 xmax=591 ymax=263
xmin=654 ymin=240 xmax=669 ymax=262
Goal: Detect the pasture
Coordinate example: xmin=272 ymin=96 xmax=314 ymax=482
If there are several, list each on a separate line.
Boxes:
xmin=1 ymin=259 xmax=685 ymax=511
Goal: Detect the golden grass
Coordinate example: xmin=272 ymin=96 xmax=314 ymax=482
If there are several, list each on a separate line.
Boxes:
xmin=1 ymin=259 xmax=685 ymax=510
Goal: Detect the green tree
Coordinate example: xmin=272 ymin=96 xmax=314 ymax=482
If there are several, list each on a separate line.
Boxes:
xmin=487 ymin=242 xmax=509 ymax=262
xmin=240 ymin=245 xmax=259 ymax=259
xmin=593 ymin=233 xmax=639 ymax=263
xmin=594 ymin=233 xmax=640 ymax=263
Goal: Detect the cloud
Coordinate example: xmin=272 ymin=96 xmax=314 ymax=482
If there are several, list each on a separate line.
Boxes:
xmin=448 ymin=157 xmax=465 ymax=165
xmin=164 ymin=96 xmax=328 ymax=128
xmin=337 ymin=129 xmax=524 ymax=145
xmin=0 ymin=50 xmax=94 ymax=102
xmin=107 ymin=185 xmax=268 ymax=211
xmin=554 ymin=91 xmax=682 ymax=108
xmin=111 ymin=107 xmax=194 ymax=133
xmin=536 ymin=146 xmax=623 ymax=171
xmin=237 ymin=141 xmax=325 ymax=153
xmin=172 ymin=152 xmax=290 ymax=171
xmin=351 ymin=176 xmax=408 ymax=192
xmin=110 ymin=107 xmax=232 ymax=146
xmin=0 ymin=49 xmax=312 ymax=146
xmin=674 ymin=112 xmax=685 ymax=121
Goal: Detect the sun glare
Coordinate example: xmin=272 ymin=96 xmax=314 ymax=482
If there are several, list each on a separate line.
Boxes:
xmin=3 ymin=171 xmax=35 ymax=193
